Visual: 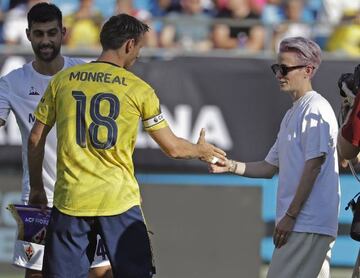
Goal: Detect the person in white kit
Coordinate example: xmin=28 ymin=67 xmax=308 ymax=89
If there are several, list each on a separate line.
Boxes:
xmin=0 ymin=3 xmax=112 ymax=278
xmin=209 ymin=36 xmax=340 ymax=278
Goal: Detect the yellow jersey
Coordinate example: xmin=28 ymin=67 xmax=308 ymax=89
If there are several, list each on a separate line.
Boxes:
xmin=35 ymin=61 xmax=167 ymax=216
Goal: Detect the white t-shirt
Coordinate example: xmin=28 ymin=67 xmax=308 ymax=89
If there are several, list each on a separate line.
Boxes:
xmin=265 ymin=91 xmax=340 ymax=238
xmin=0 ymin=57 xmax=84 ymax=206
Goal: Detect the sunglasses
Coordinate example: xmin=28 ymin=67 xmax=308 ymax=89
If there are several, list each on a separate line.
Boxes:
xmin=271 ymin=64 xmax=308 ymax=76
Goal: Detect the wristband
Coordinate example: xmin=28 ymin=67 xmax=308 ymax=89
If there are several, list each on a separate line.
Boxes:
xmin=286 ymin=211 xmax=296 ymax=220
xmin=229 ymin=160 xmax=238 ymax=173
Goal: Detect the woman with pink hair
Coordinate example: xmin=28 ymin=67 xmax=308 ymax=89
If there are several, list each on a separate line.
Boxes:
xmin=210 ymin=37 xmax=340 ymax=278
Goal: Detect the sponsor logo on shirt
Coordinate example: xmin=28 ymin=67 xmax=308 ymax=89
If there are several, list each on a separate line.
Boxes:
xmin=29 ymin=86 xmax=39 ymax=96
xmin=23 ymin=243 xmax=34 ymax=261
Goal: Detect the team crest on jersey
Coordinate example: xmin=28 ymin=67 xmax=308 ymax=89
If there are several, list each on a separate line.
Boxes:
xmin=23 ymin=243 xmax=34 ymax=261
xmin=29 ymin=86 xmax=40 ymax=96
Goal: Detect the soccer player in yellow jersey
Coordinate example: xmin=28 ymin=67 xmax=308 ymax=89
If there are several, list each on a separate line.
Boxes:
xmin=28 ymin=13 xmax=226 ymax=277
xmin=1 ymin=3 xmax=111 ymax=278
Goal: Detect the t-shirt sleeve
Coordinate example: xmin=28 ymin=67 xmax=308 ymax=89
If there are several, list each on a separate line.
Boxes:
xmin=265 ymin=137 xmax=279 ymax=167
xmin=0 ymin=77 xmax=11 ymax=121
xmin=140 ymin=89 xmax=168 ymax=132
xmin=34 ymin=81 xmax=56 ymax=127
xmin=342 ymin=94 xmax=360 ymax=147
xmin=300 ymin=106 xmax=335 ymax=161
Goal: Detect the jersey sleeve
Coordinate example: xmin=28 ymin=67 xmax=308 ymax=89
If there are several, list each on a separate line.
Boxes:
xmin=300 ymin=105 xmax=334 ymax=161
xmin=0 ymin=77 xmax=11 ymax=122
xmin=140 ymin=89 xmax=168 ymax=132
xmin=34 ymin=80 xmax=56 ymax=127
xmin=265 ymin=136 xmax=279 ymax=167
xmin=342 ymin=94 xmax=360 ymax=147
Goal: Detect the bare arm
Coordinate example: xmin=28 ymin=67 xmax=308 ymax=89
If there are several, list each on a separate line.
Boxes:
xmin=149 ymin=126 xmax=226 ymax=163
xmin=274 ymin=155 xmax=325 ymax=248
xmin=212 ymin=24 xmax=238 ymax=49
xmin=159 ymin=25 xmax=176 ymax=48
xmin=338 ymin=132 xmax=360 ymax=160
xmin=286 ymin=156 xmax=325 ymax=217
xmin=28 ymin=120 xmax=52 ymax=206
xmin=210 ymin=159 xmax=278 ymax=179
xmin=246 ymin=25 xmax=265 ymax=52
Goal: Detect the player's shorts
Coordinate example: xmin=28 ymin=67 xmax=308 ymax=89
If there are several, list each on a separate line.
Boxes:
xmin=8 ymin=204 xmax=110 ymax=271
xmin=43 ymin=205 xmax=155 ymax=278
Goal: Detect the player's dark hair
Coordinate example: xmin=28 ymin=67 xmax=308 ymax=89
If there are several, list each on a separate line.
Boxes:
xmin=27 ymin=2 xmax=63 ymax=29
xmin=100 ymin=14 xmax=149 ymax=50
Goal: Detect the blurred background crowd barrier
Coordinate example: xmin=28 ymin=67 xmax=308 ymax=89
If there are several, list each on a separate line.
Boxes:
xmin=0 ymin=0 xmax=359 ymax=56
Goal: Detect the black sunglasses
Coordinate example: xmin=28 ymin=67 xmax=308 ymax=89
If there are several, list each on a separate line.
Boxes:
xmin=271 ymin=64 xmax=308 ymax=76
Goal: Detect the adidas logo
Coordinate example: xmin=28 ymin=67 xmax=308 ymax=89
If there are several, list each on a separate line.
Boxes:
xmin=29 ymin=86 xmax=40 ymax=96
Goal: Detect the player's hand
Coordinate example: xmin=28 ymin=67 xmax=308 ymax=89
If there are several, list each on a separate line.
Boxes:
xmin=196 ymin=128 xmax=226 ymax=165
xmin=339 ymin=155 xmax=360 ymax=169
xmin=29 ymin=188 xmax=48 ymax=208
xmin=273 ymin=214 xmax=296 ymax=249
xmin=340 ymin=97 xmax=354 ymax=126
xmin=339 ymin=158 xmax=349 ymax=169
xmin=208 ymin=158 xmax=231 ymax=173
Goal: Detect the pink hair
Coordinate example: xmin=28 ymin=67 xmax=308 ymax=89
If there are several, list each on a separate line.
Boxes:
xmin=279 ymin=36 xmax=322 ymax=77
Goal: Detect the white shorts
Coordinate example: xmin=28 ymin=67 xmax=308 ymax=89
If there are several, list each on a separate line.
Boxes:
xmin=13 ymin=234 xmax=110 ymax=271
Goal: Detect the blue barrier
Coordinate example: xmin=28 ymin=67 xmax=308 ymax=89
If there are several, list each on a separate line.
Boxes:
xmin=136 ymin=173 xmax=360 ymax=266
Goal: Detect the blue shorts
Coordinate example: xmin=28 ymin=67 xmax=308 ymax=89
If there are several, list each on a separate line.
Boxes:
xmin=43 ymin=205 xmax=155 ymax=278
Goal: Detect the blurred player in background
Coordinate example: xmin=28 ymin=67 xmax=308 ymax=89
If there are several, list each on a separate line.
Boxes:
xmin=28 ymin=13 xmax=226 ymax=277
xmin=210 ymin=36 xmax=340 ymax=278
xmin=0 ymin=2 xmax=112 ymax=278
xmin=337 ymin=65 xmax=360 ymax=278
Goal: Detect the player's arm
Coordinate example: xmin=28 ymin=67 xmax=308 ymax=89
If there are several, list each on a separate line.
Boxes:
xmin=0 ymin=77 xmax=11 ymax=128
xmin=209 ymin=159 xmax=278 ymax=178
xmin=338 ymin=132 xmax=360 ymax=160
xmin=274 ymin=155 xmax=324 ymax=248
xmin=338 ymin=90 xmax=360 ymax=160
xmin=285 ymin=155 xmax=324 ymax=218
xmin=149 ymin=126 xmax=226 ymax=164
xmin=28 ymin=120 xmax=52 ymax=206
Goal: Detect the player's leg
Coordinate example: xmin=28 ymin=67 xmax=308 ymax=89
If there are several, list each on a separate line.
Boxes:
xmin=88 ymin=266 xmax=112 ymax=278
xmin=266 ymin=232 xmax=334 ymax=278
xmin=88 ymin=234 xmax=112 ymax=278
xmin=97 ymin=205 xmax=155 ymax=278
xmin=43 ymin=207 xmax=97 ymax=278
